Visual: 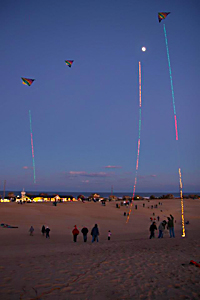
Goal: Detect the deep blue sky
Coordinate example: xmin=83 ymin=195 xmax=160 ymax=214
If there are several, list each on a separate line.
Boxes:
xmin=0 ymin=0 xmax=199 ymax=193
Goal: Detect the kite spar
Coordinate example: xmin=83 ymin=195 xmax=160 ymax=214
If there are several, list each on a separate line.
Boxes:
xmin=21 ymin=77 xmax=36 ymax=184
xmin=126 ymin=62 xmax=142 ymax=223
xmin=159 ymin=12 xmax=185 ymax=237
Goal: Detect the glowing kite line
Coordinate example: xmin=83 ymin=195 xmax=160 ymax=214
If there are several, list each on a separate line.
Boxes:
xmin=163 ymin=23 xmax=185 ymax=237
xmin=29 ymin=110 xmax=36 ymax=184
xmin=126 ymin=61 xmax=142 ymax=223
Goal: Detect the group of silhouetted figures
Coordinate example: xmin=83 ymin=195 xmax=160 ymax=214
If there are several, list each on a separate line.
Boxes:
xmin=72 ymin=224 xmax=111 ymax=243
xmin=29 ymin=225 xmax=50 ymax=238
xmin=149 ymin=214 xmax=175 ymax=239
xmin=29 ymin=223 xmax=112 ymax=242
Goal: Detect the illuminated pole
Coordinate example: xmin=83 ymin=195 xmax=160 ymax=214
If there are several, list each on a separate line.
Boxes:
xmin=163 ymin=24 xmax=185 ymax=237
xmin=29 ymin=110 xmax=36 ymax=184
xmin=126 ymin=61 xmax=142 ymax=223
xmin=3 ymin=180 xmax=6 ymax=200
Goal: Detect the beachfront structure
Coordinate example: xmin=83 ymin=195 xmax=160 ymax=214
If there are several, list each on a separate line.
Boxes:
xmin=15 ymin=191 xmax=78 ymax=203
xmin=109 ymin=195 xmax=118 ymax=201
xmin=0 ymin=198 xmax=11 ymax=202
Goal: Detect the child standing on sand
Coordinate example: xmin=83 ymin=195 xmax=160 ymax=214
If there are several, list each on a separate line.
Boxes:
xmin=108 ymin=230 xmax=111 ymax=240
xmin=29 ymin=226 xmax=34 ymax=236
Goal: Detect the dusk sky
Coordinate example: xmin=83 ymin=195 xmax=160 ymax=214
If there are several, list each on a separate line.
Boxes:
xmin=0 ymin=0 xmax=199 ymax=193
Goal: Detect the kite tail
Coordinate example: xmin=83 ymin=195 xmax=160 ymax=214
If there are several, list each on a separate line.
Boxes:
xmin=126 ymin=61 xmax=142 ymax=223
xmin=163 ymin=24 xmax=185 ymax=237
xmin=29 ymin=110 xmax=36 ymax=184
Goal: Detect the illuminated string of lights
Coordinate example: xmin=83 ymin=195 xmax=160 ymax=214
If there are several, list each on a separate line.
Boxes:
xmin=29 ymin=110 xmax=36 ymax=184
xmin=163 ymin=24 xmax=185 ymax=237
xmin=179 ymin=168 xmax=185 ymax=237
xmin=126 ymin=61 xmax=142 ymax=223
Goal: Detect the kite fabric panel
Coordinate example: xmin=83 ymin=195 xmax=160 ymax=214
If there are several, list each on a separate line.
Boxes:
xmin=21 ymin=77 xmax=35 ymax=86
xmin=158 ymin=12 xmax=170 ymax=23
xmin=65 ymin=60 xmax=74 ymax=67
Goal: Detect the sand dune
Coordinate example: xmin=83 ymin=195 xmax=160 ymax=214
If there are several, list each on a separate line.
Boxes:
xmin=0 ymin=199 xmax=200 ymax=299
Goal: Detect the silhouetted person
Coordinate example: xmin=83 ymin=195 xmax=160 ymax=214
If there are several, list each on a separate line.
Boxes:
xmin=91 ymin=224 xmax=99 ymax=242
xmin=157 ymin=216 xmax=160 ymax=222
xmin=41 ymin=225 xmax=46 ymax=236
xmin=72 ymin=225 xmax=79 ymax=242
xmin=81 ymin=226 xmax=88 ymax=242
xmin=167 ymin=214 xmax=175 ymax=238
xmin=29 ymin=226 xmax=34 ymax=236
xmin=45 ymin=226 xmax=50 ymax=238
xmin=108 ymin=230 xmax=111 ymax=240
xmin=158 ymin=222 xmax=164 ymax=238
xmin=162 ymin=220 xmax=167 ymax=229
xmin=149 ymin=222 xmax=157 ymax=239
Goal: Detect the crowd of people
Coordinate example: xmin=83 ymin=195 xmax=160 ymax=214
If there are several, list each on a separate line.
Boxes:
xmin=29 ymin=225 xmax=50 ymax=238
xmin=72 ymin=224 xmax=112 ymax=243
xmin=29 ymin=223 xmax=112 ymax=242
xmin=28 ymin=203 xmax=176 ymax=241
xmin=149 ymin=214 xmax=175 ymax=239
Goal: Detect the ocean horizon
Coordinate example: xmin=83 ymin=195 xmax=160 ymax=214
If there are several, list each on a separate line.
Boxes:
xmin=1 ymin=191 xmax=199 ymax=198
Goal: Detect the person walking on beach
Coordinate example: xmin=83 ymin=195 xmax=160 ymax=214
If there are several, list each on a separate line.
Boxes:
xmin=45 ymin=226 xmax=50 ymax=238
xmin=41 ymin=225 xmax=46 ymax=236
xmin=108 ymin=230 xmax=111 ymax=241
xmin=81 ymin=226 xmax=88 ymax=242
xmin=72 ymin=225 xmax=79 ymax=242
xmin=167 ymin=214 xmax=175 ymax=238
xmin=91 ymin=224 xmax=99 ymax=242
xmin=149 ymin=222 xmax=157 ymax=239
xmin=29 ymin=226 xmax=34 ymax=236
xmin=158 ymin=221 xmax=164 ymax=238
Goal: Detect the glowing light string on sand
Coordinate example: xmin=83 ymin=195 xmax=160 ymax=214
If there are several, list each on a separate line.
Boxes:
xmin=163 ymin=23 xmax=185 ymax=237
xmin=126 ymin=61 xmax=142 ymax=223
xmin=29 ymin=110 xmax=36 ymax=184
xmin=179 ymin=168 xmax=185 ymax=237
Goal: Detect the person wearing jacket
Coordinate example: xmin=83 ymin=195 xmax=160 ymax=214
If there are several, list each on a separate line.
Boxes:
xmin=72 ymin=225 xmax=79 ymax=242
xmin=149 ymin=222 xmax=157 ymax=239
xmin=91 ymin=224 xmax=99 ymax=242
xmin=81 ymin=227 xmax=89 ymax=242
xmin=167 ymin=214 xmax=175 ymax=238
xmin=158 ymin=222 xmax=165 ymax=238
xmin=45 ymin=226 xmax=50 ymax=238
xmin=41 ymin=225 xmax=46 ymax=236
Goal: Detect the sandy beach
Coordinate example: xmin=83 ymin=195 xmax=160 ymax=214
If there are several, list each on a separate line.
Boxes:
xmin=0 ymin=199 xmax=200 ymax=300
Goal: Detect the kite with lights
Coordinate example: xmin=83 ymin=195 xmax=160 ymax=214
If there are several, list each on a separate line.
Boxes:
xmin=159 ymin=12 xmax=185 ymax=237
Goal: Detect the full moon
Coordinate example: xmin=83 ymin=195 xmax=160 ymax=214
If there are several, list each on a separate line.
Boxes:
xmin=141 ymin=47 xmax=146 ymax=52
